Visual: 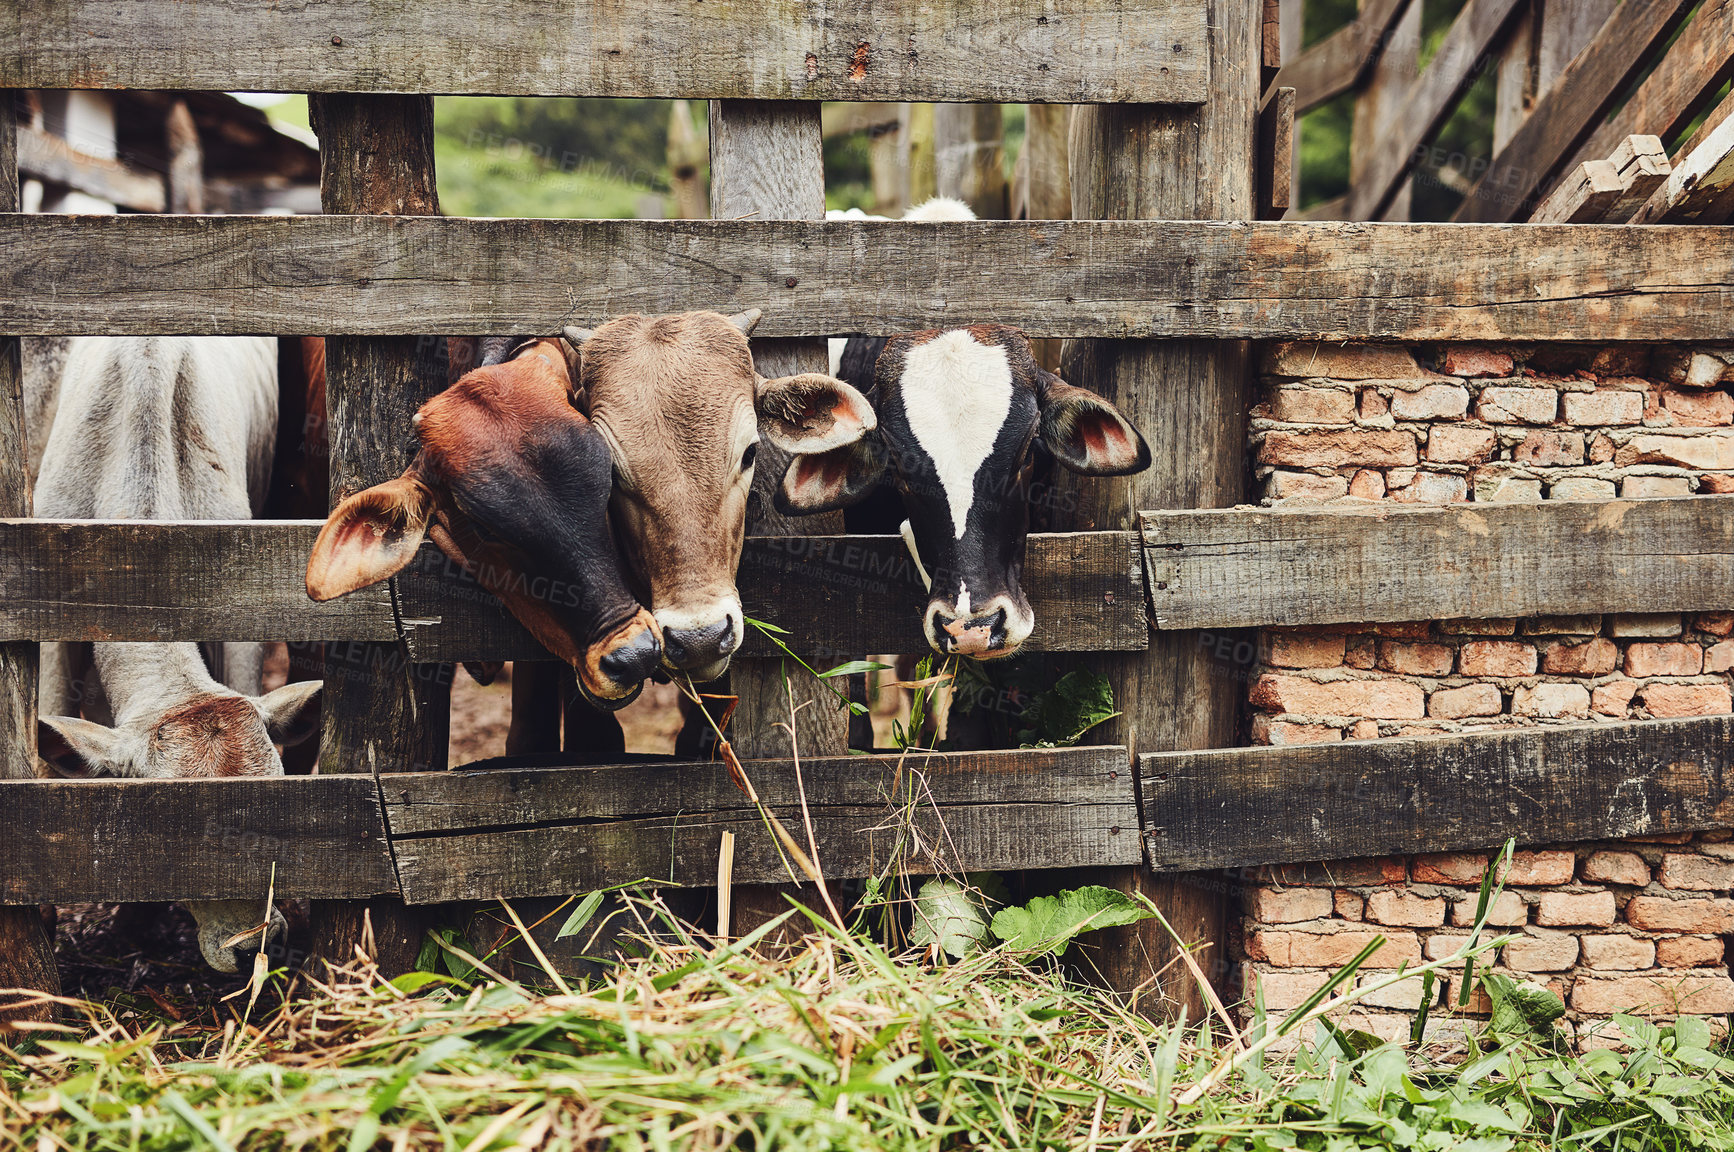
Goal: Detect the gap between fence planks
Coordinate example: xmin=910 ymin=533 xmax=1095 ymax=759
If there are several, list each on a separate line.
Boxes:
xmin=0 ymin=521 xmax=1147 ymax=656
xmin=0 ymin=747 xmax=1137 ymax=905
xmin=11 ymin=216 xmax=1734 ymax=342
xmin=1142 ymin=495 xmax=1734 ymax=630
xmin=1140 ymin=715 xmax=1734 ymax=871
xmin=0 ymin=0 xmax=1208 ymax=104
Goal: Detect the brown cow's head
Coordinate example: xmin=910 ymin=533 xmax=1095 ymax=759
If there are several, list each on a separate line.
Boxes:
xmin=777 ymin=325 xmax=1149 ymax=659
xmin=306 ymin=341 xmax=661 ymax=708
xmin=562 ymin=311 xmax=875 ymax=681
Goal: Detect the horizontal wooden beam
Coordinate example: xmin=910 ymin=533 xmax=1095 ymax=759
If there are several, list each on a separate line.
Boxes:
xmin=1142 ymin=495 xmax=1734 ymax=630
xmin=17 ymin=126 xmax=165 ymax=212
xmin=1275 ymin=0 xmax=1412 ymax=114
xmin=0 ymin=0 xmax=1207 ymax=104
xmin=1 ymin=775 xmax=396 ymax=903
xmin=388 ymin=747 xmax=1137 ymax=902
xmin=0 ymin=521 xmax=1146 ymax=657
xmin=7 ymin=215 xmax=1734 ymax=341
xmin=1141 ymin=715 xmax=1734 ymax=871
xmin=1 ymin=747 xmax=1136 ymax=904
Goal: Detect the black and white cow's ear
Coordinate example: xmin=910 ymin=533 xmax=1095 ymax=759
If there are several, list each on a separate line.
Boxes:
xmin=776 ymin=437 xmax=886 ymax=515
xmin=756 ymin=372 xmax=877 ymax=454
xmin=1035 ymin=371 xmax=1152 ymax=476
xmin=305 ymin=470 xmax=437 ymax=601
xmin=37 ymin=716 xmax=137 ymax=778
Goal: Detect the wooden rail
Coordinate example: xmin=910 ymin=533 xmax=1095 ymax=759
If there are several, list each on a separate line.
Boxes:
xmin=0 ymin=0 xmax=1208 ymax=103
xmin=1142 ymin=495 xmax=1734 ymax=630
xmin=0 ymin=522 xmax=1147 ymax=657
xmin=6 ymin=216 xmax=1734 ymax=341
xmin=2 ymin=747 xmax=1138 ymax=904
xmin=1141 ymin=714 xmax=1734 ymax=871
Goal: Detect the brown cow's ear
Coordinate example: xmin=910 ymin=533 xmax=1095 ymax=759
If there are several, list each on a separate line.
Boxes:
xmin=305 ymin=472 xmax=436 ymax=601
xmin=756 ymin=372 xmax=877 ymax=454
xmin=1035 ymin=371 xmax=1152 ymax=476
xmin=776 ymin=437 xmax=885 ymax=515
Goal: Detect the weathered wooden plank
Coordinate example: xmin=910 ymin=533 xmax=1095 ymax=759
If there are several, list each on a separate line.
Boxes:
xmin=1344 ymin=0 xmax=1526 ymax=220
xmin=0 ymin=776 xmax=398 ymax=903
xmin=1275 ymin=0 xmax=1412 ymax=114
xmin=1142 ymin=496 xmax=1734 ymax=631
xmin=1635 ymin=113 xmax=1734 ymax=225
xmin=1634 ymin=87 xmax=1734 ymax=223
xmin=1258 ymin=86 xmax=1295 ymax=220
xmin=0 ymin=521 xmax=1147 ymax=655
xmin=1455 ymin=0 xmax=1701 ymax=222
xmin=1600 ymin=135 xmax=1672 ymax=223
xmin=17 ymin=124 xmax=165 ymax=211
xmin=1530 ymin=158 xmax=1626 ymax=223
xmin=1140 ymin=716 xmax=1734 ymax=871
xmin=385 ymin=746 xmax=1137 ymax=902
xmin=11 ymin=215 xmax=1734 ymax=342
xmin=0 ymin=0 xmax=1208 ymax=104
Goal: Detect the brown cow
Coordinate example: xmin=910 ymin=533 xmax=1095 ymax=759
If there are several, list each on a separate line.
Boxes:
xmin=562 ymin=310 xmax=875 ymax=681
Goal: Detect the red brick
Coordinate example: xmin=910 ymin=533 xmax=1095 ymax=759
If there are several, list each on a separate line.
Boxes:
xmin=1512 ymin=683 xmax=1590 ymax=718
xmin=1502 ymin=933 xmax=1580 ymax=972
xmin=1459 ymin=640 xmax=1538 ymax=677
xmin=1439 ymin=618 xmax=1517 ymax=635
xmin=1579 ymin=934 xmax=1655 ymax=970
xmin=1364 ymin=890 xmax=1446 ymax=927
xmin=1250 ymin=674 xmax=1427 ymax=719
xmin=1624 ymin=643 xmax=1703 ymax=677
xmin=1589 ymin=432 xmax=1617 ymax=462
xmin=1622 ymin=476 xmax=1692 ymax=498
xmin=1626 ymin=896 xmax=1734 ymax=933
xmin=1266 ymin=632 xmax=1347 ymax=669
xmin=1345 ymin=636 xmax=1377 ymax=669
xmin=1660 ymin=854 xmax=1734 ymax=891
xmin=1413 ymin=852 xmax=1492 ymax=885
xmin=1550 ymin=477 xmax=1617 ymax=499
xmin=1334 ymin=891 xmax=1365 ymax=920
xmin=1536 ymin=890 xmax=1616 ymax=927
xmin=1443 ymin=347 xmax=1515 ymax=377
xmin=1522 ymin=615 xmax=1603 ymax=636
xmin=1592 ymin=679 xmax=1640 ymax=716
xmin=1581 ymin=851 xmax=1649 ymax=887
xmin=1572 ymin=974 xmax=1734 ymax=1015
xmin=1611 ymin=614 xmax=1683 ymax=637
xmin=1348 ymin=469 xmax=1386 ymax=499
xmin=1249 ymin=887 xmax=1335 ymax=923
xmin=1478 ymin=387 xmax=1558 ymax=424
xmin=1661 ymin=388 xmax=1734 ymax=426
xmin=1252 ymin=718 xmax=1342 ymax=745
xmin=1697 ymin=612 xmax=1734 ymax=637
xmin=1507 ymin=850 xmax=1577 ymax=886
xmin=1347 ymin=719 xmax=1381 ymax=740
xmin=1360 ymin=389 xmax=1390 ymax=419
xmin=1515 ymin=430 xmax=1585 ymax=466
xmin=1261 ymin=429 xmax=1418 ymax=469
xmin=1374 ymin=622 xmax=1433 ymax=638
xmin=1639 ymin=683 xmax=1733 ymax=717
xmin=1702 ymin=473 xmax=1734 ymax=493
xmin=1451 ymin=890 xmax=1529 ymax=926
xmin=1390 ymin=471 xmax=1470 ymax=503
xmin=1391 ymin=383 xmax=1470 ymax=420
xmin=1262 ymin=342 xmax=1433 ymax=381
xmin=1707 ymin=641 xmax=1734 ymax=673
xmin=1274 ymin=387 xmax=1358 ymax=424
xmin=1378 ymin=641 xmax=1454 ymax=676
xmin=1428 ymin=683 xmax=1503 ymax=719
xmin=1658 ymin=349 xmax=1734 ymax=387
xmin=1656 ymin=936 xmax=1725 ymax=968
xmin=1542 ymin=637 xmax=1618 ymax=676
xmin=1267 ymin=471 xmax=1349 ymax=501
xmin=1248 ymin=928 xmax=1423 ymax=968
xmin=1616 ymin=433 xmax=1734 ymax=470
xmin=1564 ymin=389 xmax=1644 ymax=426
xmin=1248 ymin=968 xmax=1335 ymax=1011
xmin=1425 ymin=425 xmax=1498 ymax=464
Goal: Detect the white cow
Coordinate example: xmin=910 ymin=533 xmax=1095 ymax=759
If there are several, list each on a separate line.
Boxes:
xmin=32 ymin=336 xmax=322 ymax=972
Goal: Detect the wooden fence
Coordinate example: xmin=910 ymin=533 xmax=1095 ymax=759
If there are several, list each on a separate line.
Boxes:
xmin=5 ymin=0 xmax=1734 ymax=1011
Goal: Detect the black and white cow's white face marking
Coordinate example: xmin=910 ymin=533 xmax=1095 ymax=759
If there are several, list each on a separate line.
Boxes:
xmin=778 ymin=324 xmax=1151 ymax=659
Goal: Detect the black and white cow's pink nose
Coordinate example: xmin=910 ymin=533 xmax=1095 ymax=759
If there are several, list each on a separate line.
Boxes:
xmin=777 ymin=324 xmax=1150 ymax=659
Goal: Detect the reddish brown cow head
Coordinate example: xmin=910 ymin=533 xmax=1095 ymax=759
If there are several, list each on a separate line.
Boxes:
xmin=305 ymin=341 xmax=661 ymax=708
xmin=562 ymin=311 xmax=875 ymax=681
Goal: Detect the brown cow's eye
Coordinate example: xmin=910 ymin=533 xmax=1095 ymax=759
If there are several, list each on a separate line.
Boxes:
xmin=740 ymin=442 xmax=758 ymax=472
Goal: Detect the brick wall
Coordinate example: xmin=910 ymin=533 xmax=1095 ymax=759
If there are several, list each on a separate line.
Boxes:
xmin=1239 ymin=341 xmax=1734 ymax=1037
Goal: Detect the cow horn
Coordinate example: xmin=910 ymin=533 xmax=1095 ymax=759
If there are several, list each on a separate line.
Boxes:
xmin=726 ymin=308 xmax=762 ymax=336
xmin=561 ymin=325 xmax=596 ymax=349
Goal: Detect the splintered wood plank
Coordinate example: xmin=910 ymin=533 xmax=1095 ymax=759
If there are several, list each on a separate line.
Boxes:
xmin=0 ymin=777 xmax=397 ymax=903
xmin=11 ymin=215 xmax=1734 ymax=342
xmin=1140 ymin=716 xmax=1734 ymax=871
xmin=0 ymin=522 xmax=1147 ymax=655
xmin=0 ymin=0 xmax=1208 ymax=104
xmin=1141 ymin=496 xmax=1734 ymax=630
xmin=1530 ymin=158 xmax=1626 ymax=223
xmin=1636 ymin=112 xmax=1734 ymax=224
xmin=384 ymin=746 xmax=1137 ymax=902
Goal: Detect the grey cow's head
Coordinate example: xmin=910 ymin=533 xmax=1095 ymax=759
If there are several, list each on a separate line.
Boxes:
xmin=776 ymin=325 xmax=1149 ymax=659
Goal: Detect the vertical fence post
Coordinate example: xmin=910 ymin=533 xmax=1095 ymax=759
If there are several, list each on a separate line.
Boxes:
xmin=707 ymin=99 xmax=846 ymax=937
xmin=308 ymin=94 xmax=449 ymax=975
xmin=0 ymin=92 xmax=61 ymax=1028
xmin=1061 ymin=0 xmax=1261 ymax=1023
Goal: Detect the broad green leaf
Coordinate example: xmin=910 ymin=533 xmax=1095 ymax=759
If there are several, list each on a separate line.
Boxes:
xmin=989 ymin=885 xmax=1154 ymax=956
xmin=1015 ymin=670 xmax=1121 ymax=748
xmin=557 ymin=890 xmax=607 ymax=940
xmin=910 ymin=877 xmax=989 ymax=960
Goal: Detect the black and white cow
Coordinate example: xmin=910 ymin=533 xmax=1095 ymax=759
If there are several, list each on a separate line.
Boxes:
xmin=776 ymin=324 xmax=1150 ymax=659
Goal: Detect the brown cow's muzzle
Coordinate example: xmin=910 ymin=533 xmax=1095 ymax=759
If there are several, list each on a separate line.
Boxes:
xmin=576 ymin=609 xmax=663 ymax=711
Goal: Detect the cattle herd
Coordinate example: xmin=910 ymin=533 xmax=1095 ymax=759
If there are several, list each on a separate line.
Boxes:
xmin=22 ymin=197 xmax=1151 ymax=971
